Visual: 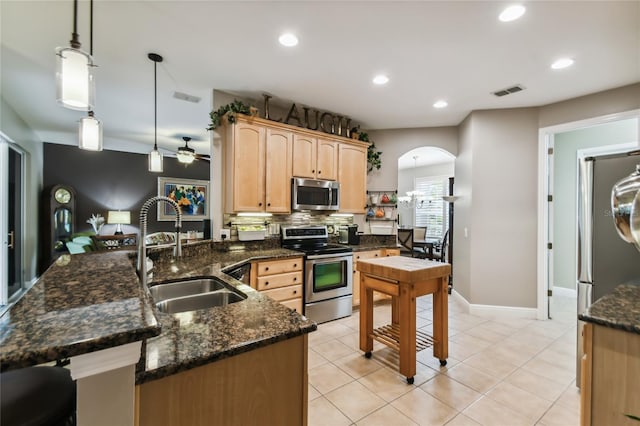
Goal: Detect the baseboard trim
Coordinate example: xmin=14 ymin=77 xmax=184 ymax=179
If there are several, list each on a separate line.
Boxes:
xmin=451 ymin=289 xmax=538 ymax=320
xmin=552 ymin=286 xmax=577 ymax=297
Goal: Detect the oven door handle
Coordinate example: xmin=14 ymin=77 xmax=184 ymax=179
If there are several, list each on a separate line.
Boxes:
xmin=306 ymin=253 xmax=353 ymax=261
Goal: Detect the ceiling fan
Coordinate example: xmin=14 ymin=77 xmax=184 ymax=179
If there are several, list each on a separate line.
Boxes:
xmin=176 ymin=136 xmax=210 ymax=164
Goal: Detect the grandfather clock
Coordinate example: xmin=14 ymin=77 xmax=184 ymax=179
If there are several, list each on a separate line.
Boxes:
xmin=41 ymin=184 xmax=76 ymax=272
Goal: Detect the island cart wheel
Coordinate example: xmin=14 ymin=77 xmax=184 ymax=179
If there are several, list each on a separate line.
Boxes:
xmin=406 ymin=377 xmax=414 ymax=384
xmin=440 ymin=359 xmax=447 ymax=366
xmin=364 ymin=352 xmax=372 ymax=359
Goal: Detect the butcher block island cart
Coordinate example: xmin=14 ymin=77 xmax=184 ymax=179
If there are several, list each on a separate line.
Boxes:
xmin=356 ymin=256 xmax=450 ymax=384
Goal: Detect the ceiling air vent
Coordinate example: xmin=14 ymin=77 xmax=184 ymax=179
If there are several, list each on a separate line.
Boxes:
xmin=492 ymin=84 xmax=525 ymax=97
xmin=173 ymin=91 xmax=201 ymax=103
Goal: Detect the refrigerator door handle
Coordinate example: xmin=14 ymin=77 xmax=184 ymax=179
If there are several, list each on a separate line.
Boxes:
xmin=577 ymin=158 xmax=594 ymax=284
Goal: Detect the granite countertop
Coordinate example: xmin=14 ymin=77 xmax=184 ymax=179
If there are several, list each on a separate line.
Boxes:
xmin=579 ymin=282 xmax=640 ymax=334
xmin=0 ymin=250 xmax=161 ymax=372
xmin=137 ymin=247 xmax=316 ymax=384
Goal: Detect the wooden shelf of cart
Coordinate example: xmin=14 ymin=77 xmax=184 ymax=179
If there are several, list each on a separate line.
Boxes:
xmin=357 ymin=256 xmax=450 ymax=384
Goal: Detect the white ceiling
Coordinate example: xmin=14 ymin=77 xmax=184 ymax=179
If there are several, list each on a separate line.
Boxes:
xmin=2 ymin=1 xmax=639 ymax=157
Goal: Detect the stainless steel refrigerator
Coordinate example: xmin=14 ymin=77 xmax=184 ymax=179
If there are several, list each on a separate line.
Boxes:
xmin=576 ymin=152 xmax=640 ymax=386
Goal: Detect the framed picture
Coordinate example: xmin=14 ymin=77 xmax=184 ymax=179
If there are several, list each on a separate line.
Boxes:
xmin=157 ymin=177 xmax=210 ymax=221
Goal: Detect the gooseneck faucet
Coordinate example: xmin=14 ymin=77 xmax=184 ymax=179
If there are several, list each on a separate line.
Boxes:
xmin=137 ymin=196 xmax=182 ymax=286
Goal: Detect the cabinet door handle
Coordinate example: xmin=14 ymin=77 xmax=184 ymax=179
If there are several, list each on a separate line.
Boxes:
xmin=293 ymin=263 xmax=297 ymax=267
xmin=265 ymin=281 xmax=269 ymax=286
xmin=312 ymin=169 xmax=315 ymax=173
xmin=293 ymin=290 xmax=297 ymax=295
xmin=8 ymin=231 xmax=14 ymax=249
xmin=267 ymin=202 xmax=271 ymax=207
xmin=293 ymin=277 xmax=297 ymax=281
xmin=318 ymin=170 xmax=321 ymax=174
xmin=265 ymin=267 xmax=269 ymax=271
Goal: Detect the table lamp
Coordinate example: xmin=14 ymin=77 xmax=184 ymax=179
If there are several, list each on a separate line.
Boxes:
xmin=107 ymin=210 xmax=131 ymax=235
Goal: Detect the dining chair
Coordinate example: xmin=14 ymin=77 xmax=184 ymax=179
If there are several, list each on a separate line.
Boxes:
xmin=431 ymin=229 xmax=450 ymax=262
xmin=397 ymin=228 xmax=413 ymax=256
xmin=412 ymin=227 xmax=428 ymax=258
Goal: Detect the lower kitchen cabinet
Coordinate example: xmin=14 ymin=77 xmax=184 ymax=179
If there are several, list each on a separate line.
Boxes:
xmin=135 ymin=335 xmax=308 ymax=426
xmin=581 ymin=322 xmax=640 ymax=426
xmin=352 ymin=249 xmax=399 ymax=307
xmin=251 ymin=257 xmax=304 ymax=314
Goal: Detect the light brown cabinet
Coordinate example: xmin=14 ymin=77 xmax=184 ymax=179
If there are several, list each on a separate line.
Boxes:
xmin=223 ymin=117 xmax=292 ymax=213
xmin=251 ymin=257 xmax=304 ymax=314
xmin=338 ymin=144 xmax=368 ymax=214
xmin=292 ymin=135 xmax=338 ymax=180
xmin=352 ymin=249 xmax=399 ymax=306
xmin=581 ymin=322 xmax=640 ymax=426
xmin=136 ymin=335 xmax=308 ymax=426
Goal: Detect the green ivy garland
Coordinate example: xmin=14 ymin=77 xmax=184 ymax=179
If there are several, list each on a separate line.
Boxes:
xmin=358 ymin=131 xmax=382 ymax=173
xmin=207 ymin=100 xmax=251 ymax=131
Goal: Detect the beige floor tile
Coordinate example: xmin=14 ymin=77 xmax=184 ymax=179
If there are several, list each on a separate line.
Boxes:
xmin=411 ymin=360 xmax=441 ymax=386
xmin=463 ymin=396 xmax=534 ymax=426
xmin=503 ymin=369 xmax=567 ymax=402
xmin=444 ymin=414 xmax=482 ymax=426
xmin=464 ymin=326 xmax=507 ymax=344
xmin=420 ymin=374 xmax=482 ymax=411
xmin=334 ymin=351 xmax=383 ymax=379
xmin=312 ymin=338 xmax=357 ymax=362
xmin=474 ymin=320 xmax=521 ymax=336
xmin=462 ymin=351 xmax=518 ymax=379
xmin=309 ymin=362 xmax=354 ymax=394
xmin=554 ymin=383 xmax=580 ymax=412
xmin=535 ymin=346 xmax=576 ymax=372
xmin=308 ymin=348 xmax=329 ymax=369
xmin=479 ymin=344 xmax=536 ymax=367
xmin=325 ymin=380 xmax=386 ymax=422
xmin=391 ymin=388 xmax=458 ymax=426
xmin=308 ymin=396 xmax=352 ymax=426
xmin=537 ymin=401 xmax=580 ymax=426
xmin=308 ymin=383 xmax=321 ymax=401
xmin=485 ymin=381 xmax=553 ymax=421
xmin=337 ymin=330 xmax=386 ymax=352
xmin=358 ymin=367 xmax=414 ymax=402
xmin=444 ymin=363 xmax=500 ymax=393
xmin=450 ymin=332 xmax=492 ymax=350
xmin=417 ymin=346 xmax=461 ymax=371
xmin=355 ymin=404 xmax=419 ymax=426
xmin=521 ymin=357 xmax=575 ymax=387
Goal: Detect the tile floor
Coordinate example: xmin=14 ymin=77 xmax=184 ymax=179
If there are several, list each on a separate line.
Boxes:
xmin=307 ymin=292 xmax=579 ymax=426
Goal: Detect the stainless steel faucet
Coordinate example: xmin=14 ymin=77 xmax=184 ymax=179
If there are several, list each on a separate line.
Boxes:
xmin=137 ymin=196 xmax=182 ymax=286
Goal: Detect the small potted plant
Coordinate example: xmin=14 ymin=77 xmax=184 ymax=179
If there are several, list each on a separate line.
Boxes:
xmin=207 ymin=100 xmax=253 ymax=131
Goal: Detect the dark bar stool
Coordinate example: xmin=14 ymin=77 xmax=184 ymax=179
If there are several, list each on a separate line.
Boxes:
xmin=1 ymin=366 xmax=76 ymax=426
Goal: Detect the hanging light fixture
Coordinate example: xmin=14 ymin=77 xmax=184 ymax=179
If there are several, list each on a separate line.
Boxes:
xmin=176 ymin=137 xmax=196 ymax=164
xmin=398 ymin=156 xmax=428 ymax=209
xmin=148 ymin=53 xmax=163 ymax=172
xmin=77 ymin=0 xmax=102 ymax=151
xmin=78 ymin=111 xmax=103 ymax=151
xmin=56 ymin=0 xmax=95 ymax=110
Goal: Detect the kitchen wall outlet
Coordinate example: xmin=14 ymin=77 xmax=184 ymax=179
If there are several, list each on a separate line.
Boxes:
xmin=464 ymin=227 xmax=468 ymax=238
xmin=220 ymin=229 xmax=231 ymax=240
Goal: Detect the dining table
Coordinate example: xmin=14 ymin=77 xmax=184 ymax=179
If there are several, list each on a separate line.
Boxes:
xmin=412 ymin=237 xmax=441 ymax=260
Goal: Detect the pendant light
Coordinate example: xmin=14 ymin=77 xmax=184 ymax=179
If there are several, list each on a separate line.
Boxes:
xmin=56 ymin=0 xmax=95 ymax=110
xmin=176 ymin=137 xmax=196 ymax=164
xmin=148 ymin=53 xmax=163 ymax=172
xmin=78 ymin=0 xmax=102 ymax=151
xmin=78 ymin=111 xmax=103 ymax=151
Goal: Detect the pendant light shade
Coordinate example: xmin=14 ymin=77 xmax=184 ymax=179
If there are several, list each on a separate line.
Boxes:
xmin=55 ymin=0 xmax=95 ymax=110
xmin=79 ymin=111 xmax=103 ymax=151
xmin=148 ymin=53 xmax=164 ymax=173
xmin=176 ymin=137 xmax=196 ymax=164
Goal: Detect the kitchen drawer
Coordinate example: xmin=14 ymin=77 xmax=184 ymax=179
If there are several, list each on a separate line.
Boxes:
xmin=255 ymin=258 xmax=302 ymax=276
xmin=261 ymin=284 xmax=303 ymax=302
xmin=256 ymin=271 xmax=302 ymax=291
xmin=280 ymin=297 xmax=303 ymax=314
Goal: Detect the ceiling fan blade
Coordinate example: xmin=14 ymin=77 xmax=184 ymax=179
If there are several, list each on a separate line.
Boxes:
xmin=195 ymin=154 xmax=210 ymax=162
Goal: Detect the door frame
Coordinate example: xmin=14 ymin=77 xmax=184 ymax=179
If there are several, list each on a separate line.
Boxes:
xmin=536 ymin=110 xmax=640 ymax=320
xmin=1 ymin=132 xmax=27 ymax=306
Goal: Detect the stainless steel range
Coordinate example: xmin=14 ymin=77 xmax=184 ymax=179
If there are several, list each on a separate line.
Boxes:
xmin=281 ymin=225 xmax=353 ymax=323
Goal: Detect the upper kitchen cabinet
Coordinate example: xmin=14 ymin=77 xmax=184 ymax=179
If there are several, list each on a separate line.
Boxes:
xmin=338 ymin=144 xmax=367 ymax=213
xmin=223 ymin=117 xmax=293 ymax=213
xmin=265 ymin=128 xmax=293 ymax=213
xmin=292 ymin=135 xmax=338 ymax=180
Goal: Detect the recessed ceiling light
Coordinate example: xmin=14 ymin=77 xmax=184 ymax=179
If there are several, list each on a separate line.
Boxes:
xmin=278 ymin=33 xmax=298 ymax=47
xmin=433 ymin=100 xmax=448 ymax=109
xmin=499 ymin=5 xmax=526 ymax=22
xmin=551 ymin=58 xmax=575 ymax=70
xmin=373 ymin=75 xmax=389 ymax=85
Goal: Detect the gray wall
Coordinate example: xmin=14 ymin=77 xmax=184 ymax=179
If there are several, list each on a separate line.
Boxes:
xmin=1 ymin=97 xmax=42 ymax=284
xmin=552 ymin=119 xmax=638 ymax=290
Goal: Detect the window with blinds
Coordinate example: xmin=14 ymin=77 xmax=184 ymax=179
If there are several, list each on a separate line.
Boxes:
xmin=414 ymin=176 xmax=449 ymax=238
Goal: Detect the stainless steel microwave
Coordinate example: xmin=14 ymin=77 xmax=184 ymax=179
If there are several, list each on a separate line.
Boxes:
xmin=291 ymin=178 xmax=340 ymax=211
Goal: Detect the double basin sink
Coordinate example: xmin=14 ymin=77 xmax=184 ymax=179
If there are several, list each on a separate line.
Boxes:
xmin=149 ymin=277 xmax=247 ymax=314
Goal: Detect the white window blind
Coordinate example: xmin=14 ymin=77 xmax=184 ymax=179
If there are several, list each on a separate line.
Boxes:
xmin=414 ymin=176 xmax=449 ymax=238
